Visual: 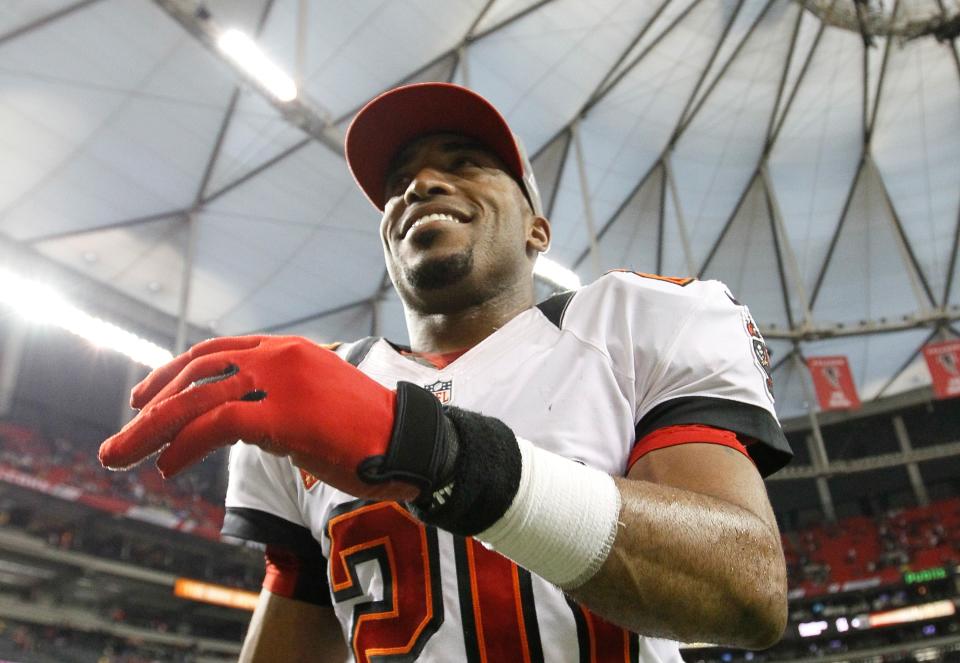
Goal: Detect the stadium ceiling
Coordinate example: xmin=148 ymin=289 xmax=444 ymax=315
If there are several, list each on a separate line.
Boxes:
xmin=0 ymin=0 xmax=958 ymax=421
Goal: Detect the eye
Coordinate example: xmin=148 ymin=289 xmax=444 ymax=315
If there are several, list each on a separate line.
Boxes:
xmin=452 ymin=157 xmax=478 ymax=171
xmin=385 ymin=175 xmax=411 ymax=198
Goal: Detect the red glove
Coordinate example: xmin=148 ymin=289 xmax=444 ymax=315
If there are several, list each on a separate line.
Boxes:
xmin=98 ymin=336 xmax=457 ymax=502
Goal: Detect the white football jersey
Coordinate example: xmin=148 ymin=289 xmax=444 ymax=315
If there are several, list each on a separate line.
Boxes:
xmin=223 ymin=271 xmax=792 ymax=663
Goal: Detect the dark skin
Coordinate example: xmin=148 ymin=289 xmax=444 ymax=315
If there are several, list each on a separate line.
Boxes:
xmin=240 ymin=133 xmax=787 ymax=661
xmin=380 ymin=133 xmax=788 ymax=648
xmin=379 ymin=134 xmax=551 ymax=353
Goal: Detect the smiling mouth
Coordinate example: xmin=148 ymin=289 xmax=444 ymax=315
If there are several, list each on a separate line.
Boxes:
xmin=403 ymin=212 xmax=468 ymax=239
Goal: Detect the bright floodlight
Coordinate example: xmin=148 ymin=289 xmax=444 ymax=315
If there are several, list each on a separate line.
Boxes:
xmin=0 ymin=269 xmax=173 ymax=369
xmin=217 ymin=29 xmax=298 ymax=102
xmin=535 ymin=256 xmax=581 ymax=291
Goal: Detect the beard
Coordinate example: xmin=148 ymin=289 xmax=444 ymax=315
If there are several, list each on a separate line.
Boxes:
xmin=404 ymin=248 xmax=474 ymax=291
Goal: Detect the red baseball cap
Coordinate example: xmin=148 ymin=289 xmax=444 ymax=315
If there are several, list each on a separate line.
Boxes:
xmin=345 ymin=82 xmax=542 ymax=215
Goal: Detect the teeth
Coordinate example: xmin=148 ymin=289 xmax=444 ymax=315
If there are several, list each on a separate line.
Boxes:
xmin=408 ymin=213 xmax=462 ymax=233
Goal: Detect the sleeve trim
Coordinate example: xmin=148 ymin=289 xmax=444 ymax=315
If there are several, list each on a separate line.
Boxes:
xmin=635 ymin=396 xmax=792 ymax=478
xmin=222 ymin=506 xmax=324 ymax=559
xmin=263 ymin=544 xmax=331 ymax=606
xmin=627 ymin=424 xmax=752 ymax=472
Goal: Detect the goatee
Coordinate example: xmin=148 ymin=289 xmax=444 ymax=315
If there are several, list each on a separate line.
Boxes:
xmin=405 ymin=250 xmax=473 ymax=291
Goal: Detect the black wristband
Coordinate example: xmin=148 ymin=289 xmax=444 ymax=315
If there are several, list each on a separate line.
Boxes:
xmin=356 ymin=381 xmax=458 ymax=495
xmin=357 ymin=381 xmax=522 ymax=536
xmin=412 ymin=406 xmax=522 ymax=537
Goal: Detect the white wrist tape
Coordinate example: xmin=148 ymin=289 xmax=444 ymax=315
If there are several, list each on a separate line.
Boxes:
xmin=476 ymin=437 xmax=621 ymax=590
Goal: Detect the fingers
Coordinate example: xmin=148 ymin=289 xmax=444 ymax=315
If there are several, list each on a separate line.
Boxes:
xmin=141 ymin=352 xmax=244 ymax=411
xmin=100 ymin=371 xmax=255 ymax=470
xmin=156 ymin=401 xmax=262 ymax=478
xmin=131 ymin=336 xmax=265 ymax=409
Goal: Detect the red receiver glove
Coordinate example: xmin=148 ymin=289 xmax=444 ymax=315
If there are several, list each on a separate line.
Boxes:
xmin=97 ymin=336 xmax=463 ymax=504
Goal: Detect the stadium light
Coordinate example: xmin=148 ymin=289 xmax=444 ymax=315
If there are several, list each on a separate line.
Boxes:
xmin=535 ymin=256 xmax=581 ymax=290
xmin=0 ymin=268 xmax=173 ymax=369
xmin=174 ymin=578 xmax=259 ymax=611
xmin=216 ymin=29 xmax=297 ymax=102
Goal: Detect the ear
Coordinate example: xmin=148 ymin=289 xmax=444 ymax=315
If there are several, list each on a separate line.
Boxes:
xmin=526 ymin=215 xmax=551 ymax=256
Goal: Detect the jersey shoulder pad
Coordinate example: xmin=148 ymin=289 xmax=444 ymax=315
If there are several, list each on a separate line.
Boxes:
xmin=605 ymin=269 xmax=696 ymax=288
xmin=559 ymin=271 xmax=737 ymax=358
xmin=565 ymin=269 xmax=711 ymax=325
xmin=335 ymin=336 xmax=381 ymax=366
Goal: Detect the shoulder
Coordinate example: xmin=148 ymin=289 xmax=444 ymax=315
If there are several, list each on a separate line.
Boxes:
xmin=545 ymin=269 xmax=734 ymax=337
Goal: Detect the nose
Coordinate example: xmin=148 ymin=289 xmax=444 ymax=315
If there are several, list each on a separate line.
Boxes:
xmin=403 ymin=168 xmax=455 ymax=205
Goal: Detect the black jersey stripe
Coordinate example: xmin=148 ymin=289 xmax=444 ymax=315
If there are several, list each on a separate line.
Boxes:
xmin=536 ymin=290 xmax=576 ymax=328
xmin=453 ymin=538 xmax=482 ymax=663
xmin=222 ymin=506 xmax=323 ymax=557
xmin=344 ymin=336 xmax=380 ymax=366
xmin=635 ymin=396 xmax=792 ymax=477
xmin=222 ymin=506 xmax=331 ymax=606
xmin=565 ymin=597 xmax=592 ymax=663
xmin=517 ymin=567 xmax=545 ymax=663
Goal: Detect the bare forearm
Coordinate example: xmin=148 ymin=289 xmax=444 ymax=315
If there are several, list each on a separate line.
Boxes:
xmin=240 ymin=590 xmax=347 ymax=663
xmin=568 ymin=477 xmax=787 ymax=649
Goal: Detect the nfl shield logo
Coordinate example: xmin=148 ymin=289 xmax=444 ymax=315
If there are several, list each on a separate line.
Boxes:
xmin=423 ymin=379 xmax=453 ymax=404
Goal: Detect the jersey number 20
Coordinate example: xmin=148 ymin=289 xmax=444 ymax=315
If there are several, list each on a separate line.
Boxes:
xmin=327 ymin=501 xmax=639 ymax=663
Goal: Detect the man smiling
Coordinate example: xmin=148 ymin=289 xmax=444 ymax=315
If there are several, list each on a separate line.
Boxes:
xmin=100 ymin=82 xmax=793 ymax=662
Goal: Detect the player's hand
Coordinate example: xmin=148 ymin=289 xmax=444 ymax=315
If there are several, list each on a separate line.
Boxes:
xmin=97 ymin=335 xmax=455 ymax=502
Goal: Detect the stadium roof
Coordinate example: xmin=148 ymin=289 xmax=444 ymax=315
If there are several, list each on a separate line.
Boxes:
xmin=1 ymin=0 xmax=958 ymax=421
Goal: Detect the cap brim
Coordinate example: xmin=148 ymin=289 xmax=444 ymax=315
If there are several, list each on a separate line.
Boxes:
xmin=345 ymin=83 xmax=526 ymax=211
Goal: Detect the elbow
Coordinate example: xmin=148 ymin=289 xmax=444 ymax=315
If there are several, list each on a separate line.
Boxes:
xmin=743 ymin=593 xmax=787 ymax=650
xmin=732 ymin=555 xmax=789 ymax=650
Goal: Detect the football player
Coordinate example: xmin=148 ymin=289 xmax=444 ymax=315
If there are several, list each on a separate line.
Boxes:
xmin=101 ymin=83 xmax=792 ymax=662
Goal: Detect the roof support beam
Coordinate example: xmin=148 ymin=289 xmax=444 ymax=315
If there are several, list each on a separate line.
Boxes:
xmin=201 ymin=138 xmax=311 ymax=206
xmin=656 ymin=161 xmax=667 ymax=275
xmin=585 ymin=0 xmax=706 ymax=115
xmin=675 ymin=0 xmax=773 ymax=139
xmin=768 ymin=18 xmax=828 ymax=147
xmin=570 ymin=157 xmax=661 ymax=270
xmin=808 ymin=156 xmax=866 ymax=308
xmin=762 ymin=308 xmax=960 ymax=341
xmin=662 ymin=153 xmax=696 ymax=276
xmin=792 ymin=351 xmax=836 ymax=522
xmin=469 ymin=0 xmax=559 ymax=42
xmin=866 ymin=0 xmax=899 ymax=139
xmin=770 ymin=440 xmax=960 ymax=481
xmin=941 ymin=23 xmax=960 ymax=307
xmin=697 ymin=171 xmax=759 ymax=277
xmin=201 ymin=0 xmax=488 ymax=203
xmin=873 ymin=327 xmax=938 ymax=401
xmin=584 ymin=0 xmax=674 ymax=108
xmin=571 ymin=120 xmax=601 ymax=279
xmin=764 ymin=176 xmax=797 ymax=330
xmin=943 ymin=203 xmax=960 ymax=308
xmin=464 ymin=0 xmax=498 ymax=41
xmin=152 ymin=0 xmax=342 ymax=153
xmin=170 ymin=0 xmax=276 ymax=351
xmin=250 ymin=296 xmax=373 ymax=335
xmin=0 ymin=319 xmax=26 ymax=419
xmin=866 ymin=154 xmax=938 ymax=310
xmin=0 ymin=0 xmax=106 ymax=48
xmin=667 ymin=0 xmax=747 ymax=147
xmin=765 ymin=4 xmax=805 ymax=145
xmin=762 ymin=163 xmax=812 ymax=327
xmin=25 ymin=209 xmax=189 ymax=244
xmin=175 ymin=212 xmax=198 ymax=353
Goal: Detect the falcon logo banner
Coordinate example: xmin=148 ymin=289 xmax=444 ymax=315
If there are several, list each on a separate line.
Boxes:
xmin=922 ymin=339 xmax=960 ymax=400
xmin=806 ymin=355 xmax=861 ymax=411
